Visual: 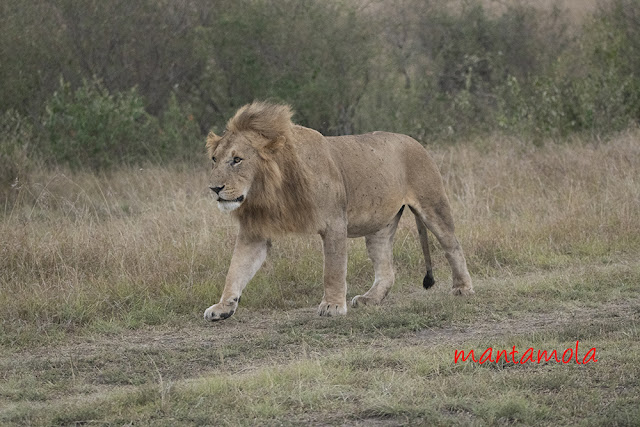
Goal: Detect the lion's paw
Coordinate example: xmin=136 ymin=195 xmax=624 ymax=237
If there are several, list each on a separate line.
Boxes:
xmin=204 ymin=301 xmax=238 ymax=321
xmin=350 ymin=295 xmax=380 ymax=308
xmin=452 ymin=287 xmax=475 ymax=296
xmin=317 ymin=301 xmax=347 ymax=317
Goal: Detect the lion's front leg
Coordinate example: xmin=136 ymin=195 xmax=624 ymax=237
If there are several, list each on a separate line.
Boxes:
xmin=318 ymin=224 xmax=348 ymax=317
xmin=204 ymin=232 xmax=268 ymax=322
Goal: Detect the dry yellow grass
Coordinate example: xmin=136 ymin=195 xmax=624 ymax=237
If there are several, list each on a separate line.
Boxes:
xmin=443 ymin=132 xmax=640 ymax=273
xmin=1 ymin=132 xmax=639 ymax=343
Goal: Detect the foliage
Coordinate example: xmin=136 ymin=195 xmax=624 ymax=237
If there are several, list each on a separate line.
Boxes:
xmin=38 ymin=80 xmax=203 ymax=170
xmin=1 ymin=0 xmax=640 ymax=169
xmin=157 ymin=94 xmax=204 ymax=163
xmin=494 ymin=0 xmax=640 ymax=137
xmin=0 ymin=110 xmax=33 ymax=199
xmin=576 ymin=0 xmax=640 ymax=131
xmin=357 ymin=1 xmax=571 ymax=139
xmin=42 ymin=79 xmax=159 ymax=170
xmin=193 ymin=0 xmax=374 ymax=135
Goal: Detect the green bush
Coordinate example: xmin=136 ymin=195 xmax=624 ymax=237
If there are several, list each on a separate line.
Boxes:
xmin=157 ymin=94 xmax=204 ymax=162
xmin=356 ymin=1 xmax=571 ymax=140
xmin=0 ymin=110 xmax=33 ymax=200
xmin=40 ymin=80 xmax=207 ymax=169
xmin=490 ymin=0 xmax=640 ymax=138
xmin=576 ymin=0 xmax=640 ymax=132
xmin=42 ymin=78 xmax=160 ymax=170
xmin=3 ymin=0 xmax=640 ymax=158
xmin=194 ymin=0 xmax=375 ymax=135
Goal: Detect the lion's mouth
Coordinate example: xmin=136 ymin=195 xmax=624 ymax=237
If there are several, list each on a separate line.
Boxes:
xmin=218 ymin=195 xmax=245 ymax=203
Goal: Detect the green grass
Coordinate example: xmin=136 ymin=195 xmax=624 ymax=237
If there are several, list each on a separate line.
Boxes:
xmin=3 ymin=314 xmax=638 ymax=425
xmin=1 ymin=260 xmax=639 ymax=425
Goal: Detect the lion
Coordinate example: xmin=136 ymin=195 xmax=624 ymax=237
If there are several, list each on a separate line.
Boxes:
xmin=204 ymin=101 xmax=473 ymax=321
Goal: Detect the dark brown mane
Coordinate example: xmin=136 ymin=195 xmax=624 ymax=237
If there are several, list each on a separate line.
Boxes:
xmin=229 ymin=102 xmax=318 ymax=238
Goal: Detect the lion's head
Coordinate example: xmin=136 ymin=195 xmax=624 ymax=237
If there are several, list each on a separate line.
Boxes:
xmin=206 ymin=101 xmax=317 ymax=237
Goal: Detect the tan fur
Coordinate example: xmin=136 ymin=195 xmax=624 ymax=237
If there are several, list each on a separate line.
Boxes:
xmin=204 ymin=101 xmax=473 ymax=321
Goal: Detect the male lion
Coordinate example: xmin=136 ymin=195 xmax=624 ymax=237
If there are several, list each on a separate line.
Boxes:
xmin=204 ymin=101 xmax=473 ymax=321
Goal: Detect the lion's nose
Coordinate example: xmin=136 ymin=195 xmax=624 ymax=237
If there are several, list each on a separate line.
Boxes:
xmin=210 ymin=185 xmax=225 ymax=194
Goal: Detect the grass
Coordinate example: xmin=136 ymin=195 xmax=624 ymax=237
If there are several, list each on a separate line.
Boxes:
xmin=2 ymin=298 xmax=638 ymax=425
xmin=1 ymin=131 xmax=639 ymax=424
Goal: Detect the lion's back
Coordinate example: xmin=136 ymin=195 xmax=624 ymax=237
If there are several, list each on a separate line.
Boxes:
xmin=325 ymin=131 xmax=431 ymax=184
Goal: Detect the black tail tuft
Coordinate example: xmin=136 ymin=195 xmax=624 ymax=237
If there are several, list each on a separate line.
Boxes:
xmin=423 ymin=269 xmax=435 ymax=289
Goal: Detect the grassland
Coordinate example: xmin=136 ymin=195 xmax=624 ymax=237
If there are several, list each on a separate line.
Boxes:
xmin=1 ymin=132 xmax=639 ymax=425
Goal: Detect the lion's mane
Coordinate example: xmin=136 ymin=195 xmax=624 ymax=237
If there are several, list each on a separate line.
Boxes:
xmin=227 ymin=102 xmax=318 ymax=238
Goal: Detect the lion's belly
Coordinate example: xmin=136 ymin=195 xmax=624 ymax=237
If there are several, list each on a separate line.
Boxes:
xmin=344 ymin=172 xmax=406 ymax=237
xmin=346 ymin=203 xmax=405 ymax=237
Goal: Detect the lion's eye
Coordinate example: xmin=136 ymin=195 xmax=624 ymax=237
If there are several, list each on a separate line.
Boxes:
xmin=232 ymin=157 xmax=243 ymax=165
xmin=211 ymin=156 xmax=217 ymax=163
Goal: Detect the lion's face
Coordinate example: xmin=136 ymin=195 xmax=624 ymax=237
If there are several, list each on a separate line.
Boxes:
xmin=208 ymin=133 xmax=261 ymax=212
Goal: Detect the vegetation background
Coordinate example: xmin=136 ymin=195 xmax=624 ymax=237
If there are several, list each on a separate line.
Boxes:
xmin=1 ymin=0 xmax=639 ymax=425
xmin=2 ymin=0 xmax=640 ymax=175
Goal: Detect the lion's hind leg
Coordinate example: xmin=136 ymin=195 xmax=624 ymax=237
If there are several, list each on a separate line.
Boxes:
xmin=351 ymin=207 xmax=403 ymax=307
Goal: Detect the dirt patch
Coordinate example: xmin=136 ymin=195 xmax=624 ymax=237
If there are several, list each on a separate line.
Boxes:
xmin=414 ymin=298 xmax=640 ymax=346
xmin=3 ymin=296 xmax=637 ymax=386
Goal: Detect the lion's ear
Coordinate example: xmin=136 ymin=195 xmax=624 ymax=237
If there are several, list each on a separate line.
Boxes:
xmin=263 ymin=135 xmax=286 ymax=152
xmin=206 ymin=131 xmax=222 ymax=157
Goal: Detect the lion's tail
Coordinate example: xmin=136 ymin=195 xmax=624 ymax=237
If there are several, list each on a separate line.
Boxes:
xmin=412 ymin=209 xmax=435 ymax=289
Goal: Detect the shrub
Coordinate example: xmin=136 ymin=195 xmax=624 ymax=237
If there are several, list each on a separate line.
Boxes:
xmin=157 ymin=94 xmax=204 ymax=162
xmin=4 ymin=0 xmax=640 ymax=152
xmin=576 ymin=0 xmax=640 ymax=132
xmin=356 ymin=0 xmax=571 ymax=140
xmin=195 ymin=0 xmax=375 ymax=135
xmin=493 ymin=0 xmax=640 ymax=138
xmin=0 ymin=110 xmax=33 ymax=201
xmin=42 ymin=78 xmax=160 ymax=170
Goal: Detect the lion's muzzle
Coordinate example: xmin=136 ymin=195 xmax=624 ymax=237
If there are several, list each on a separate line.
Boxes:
xmin=211 ymin=187 xmax=246 ymax=212
xmin=209 ymin=186 xmax=245 ymax=203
